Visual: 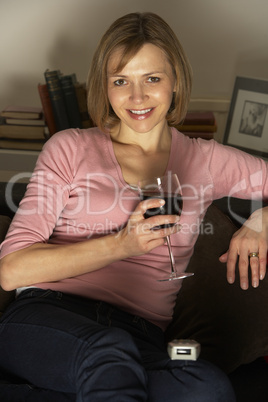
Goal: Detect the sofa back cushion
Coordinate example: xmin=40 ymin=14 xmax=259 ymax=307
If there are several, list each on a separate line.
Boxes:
xmin=166 ymin=204 xmax=268 ymax=373
xmin=0 ymin=215 xmax=15 ymax=315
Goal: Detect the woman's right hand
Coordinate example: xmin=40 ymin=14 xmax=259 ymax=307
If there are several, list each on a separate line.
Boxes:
xmin=116 ymin=198 xmax=181 ymax=258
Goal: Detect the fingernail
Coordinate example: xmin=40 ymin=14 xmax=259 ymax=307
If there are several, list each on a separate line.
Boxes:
xmin=241 ymin=282 xmax=248 ymax=290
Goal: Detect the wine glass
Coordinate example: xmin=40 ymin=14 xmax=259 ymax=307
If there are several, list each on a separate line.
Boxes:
xmin=138 ymin=173 xmax=194 ymax=282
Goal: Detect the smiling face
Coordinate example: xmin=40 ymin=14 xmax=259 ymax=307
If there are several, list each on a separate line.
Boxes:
xmin=107 ymin=43 xmax=176 ymax=134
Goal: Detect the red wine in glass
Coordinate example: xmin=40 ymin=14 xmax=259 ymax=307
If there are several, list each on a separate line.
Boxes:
xmin=138 ymin=174 xmax=194 ymax=282
xmin=140 ymin=193 xmax=183 ymax=228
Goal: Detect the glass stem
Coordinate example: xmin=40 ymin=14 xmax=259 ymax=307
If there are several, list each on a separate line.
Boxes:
xmin=166 ymin=235 xmax=176 ymax=275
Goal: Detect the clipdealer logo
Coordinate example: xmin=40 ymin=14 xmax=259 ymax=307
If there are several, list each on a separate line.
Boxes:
xmin=227 ymin=170 xmax=264 ymax=228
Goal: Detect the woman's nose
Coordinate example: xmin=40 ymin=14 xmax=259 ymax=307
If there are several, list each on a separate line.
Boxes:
xmin=129 ymin=83 xmax=148 ymax=104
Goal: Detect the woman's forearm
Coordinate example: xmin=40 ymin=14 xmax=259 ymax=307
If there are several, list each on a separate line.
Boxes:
xmin=0 ymin=233 xmax=126 ymax=291
xmin=0 ymin=198 xmax=181 ymax=291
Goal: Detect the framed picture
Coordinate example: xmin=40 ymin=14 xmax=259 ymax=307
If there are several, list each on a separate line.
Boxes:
xmin=223 ymin=76 xmax=268 ymax=158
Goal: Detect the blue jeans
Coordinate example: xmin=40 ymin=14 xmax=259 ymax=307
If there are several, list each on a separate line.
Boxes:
xmin=0 ymin=289 xmax=235 ymax=401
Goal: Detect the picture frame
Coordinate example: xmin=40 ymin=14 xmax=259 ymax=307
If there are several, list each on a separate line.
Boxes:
xmin=223 ymin=76 xmax=268 ymax=159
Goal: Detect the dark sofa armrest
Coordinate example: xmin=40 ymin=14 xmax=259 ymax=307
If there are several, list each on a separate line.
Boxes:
xmin=165 ymin=204 xmax=268 ymax=374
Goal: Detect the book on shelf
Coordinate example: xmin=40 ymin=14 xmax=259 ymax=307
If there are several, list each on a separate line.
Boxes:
xmin=0 ymin=139 xmax=45 ymax=151
xmin=38 ymin=83 xmax=57 ymax=136
xmin=174 ymin=111 xmax=216 ymax=140
xmin=182 ymin=111 xmax=216 ymax=125
xmin=176 ymin=111 xmax=216 ymax=132
xmin=0 ymin=105 xmax=43 ymax=120
xmin=42 ymin=69 xmax=88 ymax=133
xmin=44 ymin=69 xmax=69 ymax=132
xmin=0 ymin=117 xmax=46 ymax=140
xmin=74 ymin=82 xmax=93 ymax=128
xmin=60 ymin=73 xmax=82 ymax=129
xmin=4 ymin=117 xmax=45 ymax=126
xmin=182 ymin=131 xmax=214 ymax=140
xmin=176 ymin=124 xmax=217 ymax=133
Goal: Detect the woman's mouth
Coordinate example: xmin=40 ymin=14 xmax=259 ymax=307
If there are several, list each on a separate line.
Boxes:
xmin=128 ymin=108 xmax=154 ymax=120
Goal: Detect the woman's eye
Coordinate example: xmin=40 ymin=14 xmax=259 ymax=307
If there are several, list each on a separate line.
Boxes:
xmin=148 ymin=77 xmax=160 ymax=83
xmin=114 ymin=79 xmax=127 ymax=86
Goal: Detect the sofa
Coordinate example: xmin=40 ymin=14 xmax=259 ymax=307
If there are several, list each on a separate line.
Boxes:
xmin=1 ymin=201 xmax=268 ymax=401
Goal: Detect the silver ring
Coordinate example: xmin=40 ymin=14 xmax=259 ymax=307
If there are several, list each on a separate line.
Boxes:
xmin=249 ymin=252 xmax=259 ymax=258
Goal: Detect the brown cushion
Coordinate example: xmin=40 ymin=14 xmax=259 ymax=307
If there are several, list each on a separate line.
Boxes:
xmin=0 ymin=215 xmax=15 ymax=315
xmin=166 ymin=204 xmax=268 ymax=374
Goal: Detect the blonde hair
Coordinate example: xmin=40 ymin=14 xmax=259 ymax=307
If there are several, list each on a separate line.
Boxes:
xmin=87 ymin=12 xmax=192 ymax=130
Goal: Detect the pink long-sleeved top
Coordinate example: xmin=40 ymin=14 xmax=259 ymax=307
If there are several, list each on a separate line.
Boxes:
xmin=1 ymin=127 xmax=268 ymax=330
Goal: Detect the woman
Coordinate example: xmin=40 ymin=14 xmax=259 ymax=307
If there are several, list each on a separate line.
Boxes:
xmin=0 ymin=12 xmax=267 ymax=401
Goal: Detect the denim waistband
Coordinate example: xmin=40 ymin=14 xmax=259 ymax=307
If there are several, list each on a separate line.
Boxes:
xmin=14 ymin=288 xmax=165 ymax=348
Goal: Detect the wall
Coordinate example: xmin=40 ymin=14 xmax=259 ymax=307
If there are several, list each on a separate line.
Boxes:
xmin=1 ymin=0 xmax=268 ymax=133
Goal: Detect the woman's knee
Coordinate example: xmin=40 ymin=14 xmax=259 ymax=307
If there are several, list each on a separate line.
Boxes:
xmin=147 ymin=358 xmax=235 ymax=402
xmin=75 ymin=326 xmax=148 ymax=400
xmin=75 ymin=325 xmax=146 ymax=378
xmin=176 ymin=359 xmax=236 ymax=402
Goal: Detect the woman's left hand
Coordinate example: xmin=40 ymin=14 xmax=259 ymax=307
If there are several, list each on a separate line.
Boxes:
xmin=219 ymin=207 xmax=268 ymax=289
